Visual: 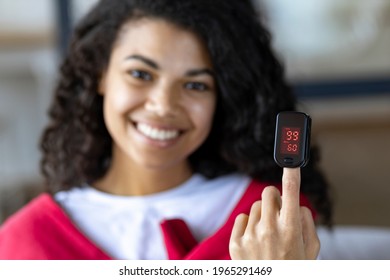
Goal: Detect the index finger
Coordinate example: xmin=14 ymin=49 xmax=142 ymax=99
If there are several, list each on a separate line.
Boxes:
xmin=281 ymin=167 xmax=301 ymax=219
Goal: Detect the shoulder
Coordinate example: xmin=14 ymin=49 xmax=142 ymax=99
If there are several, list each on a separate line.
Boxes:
xmin=0 ymin=193 xmax=61 ymax=259
xmin=0 ymin=193 xmax=58 ymax=232
xmin=0 ymin=192 xmax=111 ymax=260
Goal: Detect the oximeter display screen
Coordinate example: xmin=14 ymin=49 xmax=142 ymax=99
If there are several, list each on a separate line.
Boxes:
xmin=273 ymin=111 xmax=311 ymax=168
xmin=280 ymin=127 xmax=300 ymax=155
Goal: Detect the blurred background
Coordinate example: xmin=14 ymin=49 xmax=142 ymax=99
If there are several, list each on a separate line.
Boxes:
xmin=0 ymin=0 xmax=389 ymax=229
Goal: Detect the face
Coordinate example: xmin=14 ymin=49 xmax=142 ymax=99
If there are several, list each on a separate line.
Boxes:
xmin=99 ymin=18 xmax=217 ymax=173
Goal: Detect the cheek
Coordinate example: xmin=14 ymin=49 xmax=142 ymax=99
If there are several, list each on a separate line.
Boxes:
xmin=105 ymin=89 xmax=142 ymax=116
xmin=190 ymin=97 xmax=216 ymax=134
xmin=103 ymin=89 xmax=143 ymax=139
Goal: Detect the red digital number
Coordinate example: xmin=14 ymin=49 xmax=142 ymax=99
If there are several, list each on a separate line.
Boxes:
xmin=281 ymin=127 xmax=300 ymax=155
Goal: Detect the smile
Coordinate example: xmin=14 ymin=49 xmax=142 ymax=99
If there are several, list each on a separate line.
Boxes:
xmin=136 ymin=122 xmax=180 ymax=141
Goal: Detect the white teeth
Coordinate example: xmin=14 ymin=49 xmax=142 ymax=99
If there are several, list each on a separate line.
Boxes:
xmin=136 ymin=123 xmax=179 ymax=141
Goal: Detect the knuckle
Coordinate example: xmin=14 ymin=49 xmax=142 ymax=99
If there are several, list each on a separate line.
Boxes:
xmin=236 ymin=213 xmax=248 ymax=220
xmin=229 ymin=240 xmax=243 ymax=259
xmin=235 ymin=213 xmax=249 ymax=225
xmin=229 ymin=238 xmax=242 ymax=252
xmin=300 ymin=206 xmax=314 ymax=221
xmin=262 ymin=186 xmax=280 ymax=200
xmin=241 ymin=232 xmax=255 ymax=244
xmin=257 ymin=226 xmax=276 ymax=241
xmin=280 ymin=224 xmax=300 ymax=240
xmin=300 ymin=205 xmax=310 ymax=213
xmin=300 ymin=206 xmax=312 ymax=216
xmin=250 ymin=200 xmax=262 ymax=212
xmin=283 ymin=178 xmax=295 ymax=191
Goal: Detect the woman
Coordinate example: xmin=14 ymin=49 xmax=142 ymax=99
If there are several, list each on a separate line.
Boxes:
xmin=0 ymin=0 xmax=332 ymax=259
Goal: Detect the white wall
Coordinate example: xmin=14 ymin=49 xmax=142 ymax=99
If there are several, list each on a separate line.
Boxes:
xmin=0 ymin=48 xmax=57 ymax=188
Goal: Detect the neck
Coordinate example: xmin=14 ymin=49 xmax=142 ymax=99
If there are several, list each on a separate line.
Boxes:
xmin=93 ymin=147 xmax=193 ymax=196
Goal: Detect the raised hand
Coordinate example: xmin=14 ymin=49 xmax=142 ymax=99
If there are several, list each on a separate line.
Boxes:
xmin=229 ymin=168 xmax=320 ymax=259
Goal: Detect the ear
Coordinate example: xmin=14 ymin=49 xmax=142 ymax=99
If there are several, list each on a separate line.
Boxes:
xmin=98 ymin=72 xmax=107 ymax=96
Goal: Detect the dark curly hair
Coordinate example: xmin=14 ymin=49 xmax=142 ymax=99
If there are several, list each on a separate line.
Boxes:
xmin=40 ymin=0 xmax=332 ymax=225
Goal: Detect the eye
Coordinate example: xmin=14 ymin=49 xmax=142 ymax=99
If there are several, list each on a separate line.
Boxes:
xmin=128 ymin=70 xmax=152 ymax=81
xmin=184 ymin=82 xmax=209 ymax=91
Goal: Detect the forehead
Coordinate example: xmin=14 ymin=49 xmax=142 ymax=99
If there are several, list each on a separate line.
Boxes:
xmin=111 ymin=18 xmax=213 ymax=68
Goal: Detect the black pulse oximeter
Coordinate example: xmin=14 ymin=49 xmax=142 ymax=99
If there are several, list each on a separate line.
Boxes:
xmin=273 ymin=111 xmax=311 ymax=168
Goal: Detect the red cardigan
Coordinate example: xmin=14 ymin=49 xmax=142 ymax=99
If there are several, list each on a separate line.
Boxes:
xmin=0 ymin=180 xmax=314 ymax=260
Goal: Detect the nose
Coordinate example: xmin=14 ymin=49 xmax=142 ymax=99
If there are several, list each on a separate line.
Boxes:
xmin=144 ymin=84 xmax=180 ymax=117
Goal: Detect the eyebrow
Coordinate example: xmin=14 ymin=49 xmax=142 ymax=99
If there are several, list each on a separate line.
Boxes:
xmin=185 ymin=68 xmax=215 ymax=78
xmin=125 ymin=55 xmax=159 ymax=69
xmin=125 ymin=54 xmax=215 ymax=78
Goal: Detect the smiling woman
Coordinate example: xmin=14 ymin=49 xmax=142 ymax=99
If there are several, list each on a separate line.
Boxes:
xmin=0 ymin=0 xmax=332 ymax=260
xmin=96 ymin=18 xmax=217 ymax=195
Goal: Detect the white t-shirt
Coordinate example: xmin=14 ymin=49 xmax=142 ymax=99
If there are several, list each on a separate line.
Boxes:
xmin=55 ymin=173 xmax=250 ymax=260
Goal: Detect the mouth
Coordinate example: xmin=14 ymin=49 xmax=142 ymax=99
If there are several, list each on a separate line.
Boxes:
xmin=133 ymin=121 xmax=183 ymax=142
